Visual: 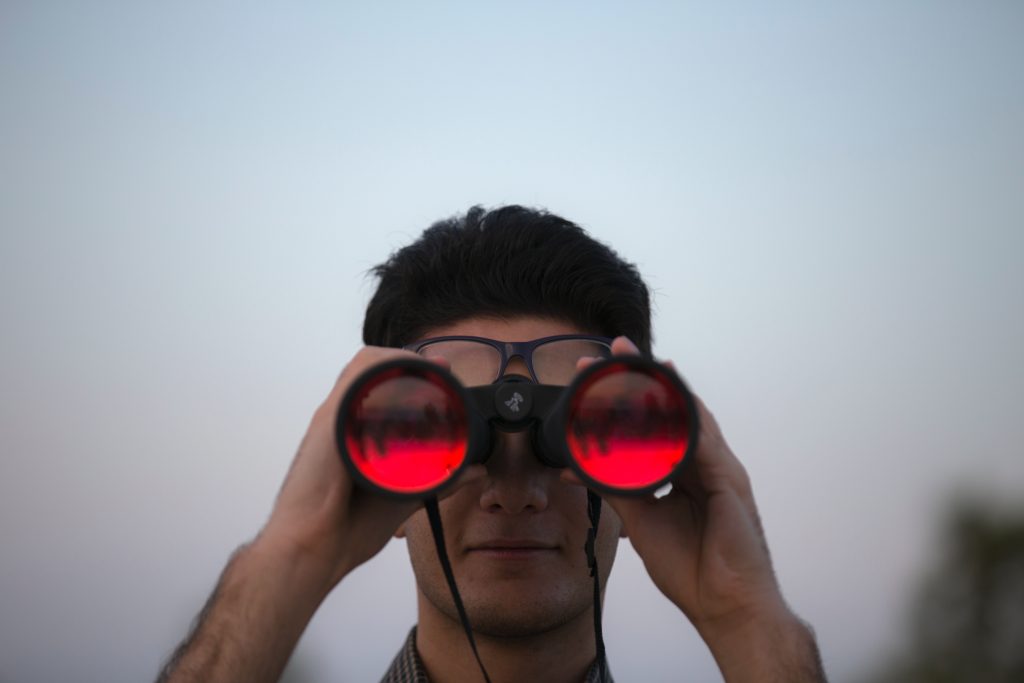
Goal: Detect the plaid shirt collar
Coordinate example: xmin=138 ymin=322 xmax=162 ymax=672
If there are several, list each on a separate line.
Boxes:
xmin=380 ymin=627 xmax=613 ymax=683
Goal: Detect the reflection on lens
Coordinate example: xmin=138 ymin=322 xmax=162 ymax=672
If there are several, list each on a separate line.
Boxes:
xmin=533 ymin=339 xmax=613 ymax=385
xmin=566 ymin=363 xmax=689 ymax=490
xmin=416 ymin=340 xmax=501 ymax=386
xmin=344 ymin=368 xmax=468 ymax=494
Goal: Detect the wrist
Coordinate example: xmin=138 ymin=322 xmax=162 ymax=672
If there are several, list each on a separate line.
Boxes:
xmin=252 ymin=524 xmax=348 ymax=601
xmin=697 ymin=601 xmax=826 ymax=683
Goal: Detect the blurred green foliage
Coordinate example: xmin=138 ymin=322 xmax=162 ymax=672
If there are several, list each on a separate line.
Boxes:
xmin=865 ymin=498 xmax=1024 ymax=683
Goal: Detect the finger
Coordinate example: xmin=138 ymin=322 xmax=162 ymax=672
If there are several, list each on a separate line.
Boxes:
xmin=607 ymin=483 xmax=706 ymax=549
xmin=326 ymin=347 xmax=422 ymax=410
xmin=574 ymin=337 xmax=641 ymax=376
xmin=556 ymin=469 xmax=660 ymax=540
xmin=351 ymin=489 xmax=423 ymax=540
xmin=555 ymin=469 xmax=663 ymax=524
xmin=576 ymin=337 xmax=641 ymax=375
xmin=598 ymin=489 xmax=658 ymax=535
xmin=574 ymin=355 xmax=603 ymax=372
xmin=610 ymin=336 xmax=642 ymax=356
xmin=687 ymin=393 xmax=756 ymax=509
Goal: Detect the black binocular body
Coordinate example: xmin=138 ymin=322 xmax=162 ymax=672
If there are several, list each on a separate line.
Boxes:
xmin=335 ymin=355 xmax=699 ymax=498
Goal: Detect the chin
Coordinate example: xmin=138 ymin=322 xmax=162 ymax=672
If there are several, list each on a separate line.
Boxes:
xmin=454 ymin=589 xmax=593 ymax=639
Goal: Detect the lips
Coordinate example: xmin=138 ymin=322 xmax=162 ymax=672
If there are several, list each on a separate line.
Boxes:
xmin=466 ymin=538 xmax=558 ymax=555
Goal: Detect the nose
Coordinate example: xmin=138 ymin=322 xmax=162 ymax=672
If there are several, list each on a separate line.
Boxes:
xmin=503 ymin=354 xmax=532 ymax=381
xmin=478 ymin=430 xmax=550 ymax=514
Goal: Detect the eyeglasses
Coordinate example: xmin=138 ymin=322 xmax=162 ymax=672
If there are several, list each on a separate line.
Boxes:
xmin=403 ymin=334 xmax=615 ymax=386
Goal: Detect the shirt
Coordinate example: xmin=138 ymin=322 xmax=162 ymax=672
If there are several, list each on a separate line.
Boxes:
xmin=380 ymin=627 xmax=614 ymax=683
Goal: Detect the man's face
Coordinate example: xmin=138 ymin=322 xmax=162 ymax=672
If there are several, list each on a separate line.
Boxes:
xmin=395 ymin=316 xmax=625 ymax=638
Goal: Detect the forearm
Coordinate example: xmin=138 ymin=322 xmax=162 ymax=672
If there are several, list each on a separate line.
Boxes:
xmin=157 ymin=535 xmax=334 ymax=683
xmin=700 ymin=606 xmax=827 ymax=683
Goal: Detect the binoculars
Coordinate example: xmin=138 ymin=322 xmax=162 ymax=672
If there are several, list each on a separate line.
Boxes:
xmin=335 ymin=355 xmax=699 ymax=498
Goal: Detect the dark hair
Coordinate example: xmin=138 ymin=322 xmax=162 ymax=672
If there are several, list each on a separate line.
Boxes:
xmin=363 ymin=205 xmax=653 ymax=354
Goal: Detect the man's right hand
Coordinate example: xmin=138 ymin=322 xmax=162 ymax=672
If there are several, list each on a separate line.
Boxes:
xmin=157 ymin=347 xmax=483 ymax=683
xmin=259 ymin=345 xmax=488 ymax=591
xmin=261 ymin=347 xmax=422 ymax=588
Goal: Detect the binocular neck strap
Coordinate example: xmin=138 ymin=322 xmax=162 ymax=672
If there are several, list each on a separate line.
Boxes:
xmin=424 ymin=497 xmax=493 ymax=683
xmin=586 ymin=489 xmax=609 ymax=681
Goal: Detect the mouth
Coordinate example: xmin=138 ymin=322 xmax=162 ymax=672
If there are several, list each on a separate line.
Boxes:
xmin=466 ymin=539 xmax=559 ymax=559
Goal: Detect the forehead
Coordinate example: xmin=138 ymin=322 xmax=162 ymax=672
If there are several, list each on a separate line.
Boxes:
xmin=418 ymin=315 xmax=588 ymax=342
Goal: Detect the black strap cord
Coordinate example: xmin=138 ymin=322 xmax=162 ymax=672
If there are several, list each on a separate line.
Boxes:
xmin=585 ymin=489 xmax=609 ymax=681
xmin=424 ymin=497 xmax=493 ymax=683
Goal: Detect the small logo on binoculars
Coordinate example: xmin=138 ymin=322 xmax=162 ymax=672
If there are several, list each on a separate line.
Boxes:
xmin=504 ymin=392 xmax=524 ymax=413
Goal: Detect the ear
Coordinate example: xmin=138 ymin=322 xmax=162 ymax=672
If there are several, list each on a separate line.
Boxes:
xmin=393 ymin=521 xmax=407 ymax=539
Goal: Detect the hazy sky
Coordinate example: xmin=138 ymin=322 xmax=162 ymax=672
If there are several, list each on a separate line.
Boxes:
xmin=1 ymin=3 xmax=1022 ymax=682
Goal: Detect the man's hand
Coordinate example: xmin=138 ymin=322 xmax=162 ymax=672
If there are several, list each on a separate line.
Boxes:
xmin=158 ymin=347 xmax=484 ymax=683
xmin=570 ymin=337 xmax=826 ymax=682
xmin=260 ymin=346 xmax=433 ymax=586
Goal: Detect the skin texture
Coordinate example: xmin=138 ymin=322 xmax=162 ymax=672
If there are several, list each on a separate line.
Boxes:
xmin=157 ymin=316 xmax=826 ymax=683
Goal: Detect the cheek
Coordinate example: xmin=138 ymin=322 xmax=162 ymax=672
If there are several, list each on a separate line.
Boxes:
xmin=402 ymin=489 xmax=476 ymax=557
xmin=551 ymin=490 xmax=623 ymax=562
xmin=399 ymin=511 xmax=432 ymax=568
xmin=401 ymin=510 xmax=453 ymax=596
xmin=400 ymin=509 xmax=430 ymax=544
xmin=558 ymin=488 xmax=623 ymax=534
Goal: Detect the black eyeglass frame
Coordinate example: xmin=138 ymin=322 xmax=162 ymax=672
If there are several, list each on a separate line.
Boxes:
xmin=402 ymin=334 xmax=616 ymax=385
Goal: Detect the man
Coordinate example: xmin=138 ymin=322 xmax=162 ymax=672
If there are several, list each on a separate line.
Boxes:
xmin=157 ymin=206 xmax=827 ymax=682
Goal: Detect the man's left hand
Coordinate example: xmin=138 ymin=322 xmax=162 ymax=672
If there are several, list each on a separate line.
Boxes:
xmin=568 ymin=337 xmax=827 ymax=682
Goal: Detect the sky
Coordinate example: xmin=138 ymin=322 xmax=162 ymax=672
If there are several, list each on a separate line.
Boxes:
xmin=1 ymin=2 xmax=1022 ymax=682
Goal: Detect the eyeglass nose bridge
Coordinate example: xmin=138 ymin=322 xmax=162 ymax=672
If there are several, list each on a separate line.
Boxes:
xmin=498 ymin=341 xmax=538 ymax=383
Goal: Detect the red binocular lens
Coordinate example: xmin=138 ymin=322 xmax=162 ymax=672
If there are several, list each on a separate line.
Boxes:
xmin=336 ymin=356 xmax=698 ymax=497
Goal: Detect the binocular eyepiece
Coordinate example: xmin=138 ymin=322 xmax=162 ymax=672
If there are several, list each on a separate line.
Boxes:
xmin=336 ymin=355 xmax=699 ymax=498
